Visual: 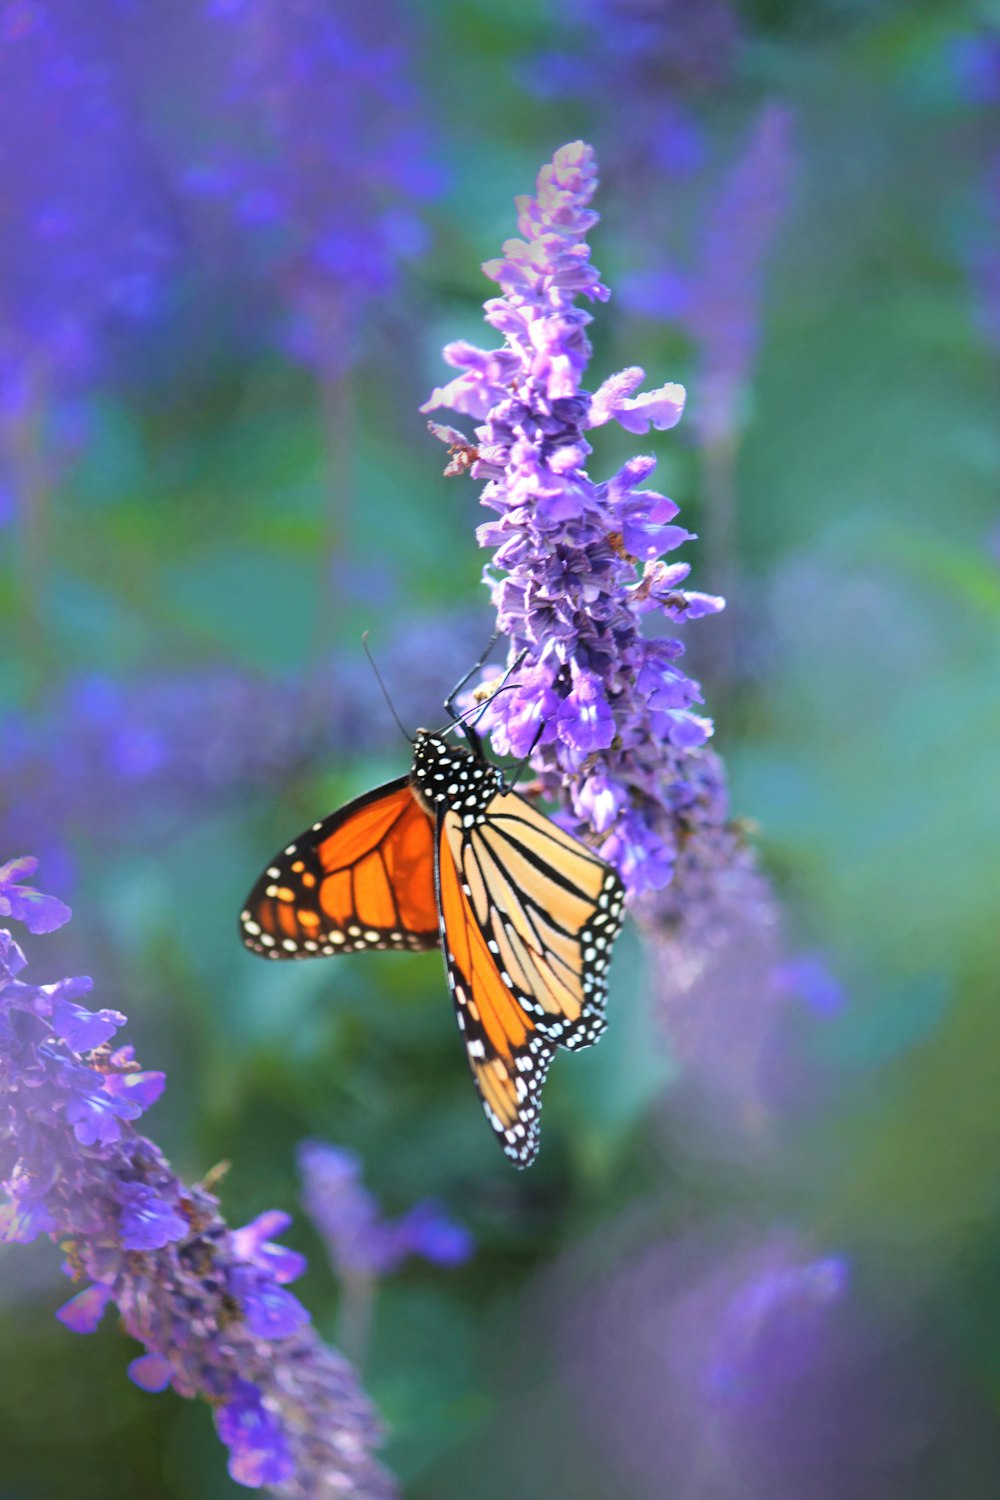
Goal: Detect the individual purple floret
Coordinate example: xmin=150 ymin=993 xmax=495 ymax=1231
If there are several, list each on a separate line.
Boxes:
xmin=0 ymin=855 xmax=71 ymax=933
xmin=298 ymin=1140 xmax=473 ymax=1279
xmin=424 ymin=142 xmax=725 ymax=899
xmin=0 ymin=860 xmax=395 ymax=1497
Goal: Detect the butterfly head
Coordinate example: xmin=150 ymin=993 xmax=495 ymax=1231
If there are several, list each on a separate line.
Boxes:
xmin=410 ymin=729 xmax=498 ymax=816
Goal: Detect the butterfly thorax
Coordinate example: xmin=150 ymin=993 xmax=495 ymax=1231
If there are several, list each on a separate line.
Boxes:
xmin=409 ymin=730 xmax=502 ymax=825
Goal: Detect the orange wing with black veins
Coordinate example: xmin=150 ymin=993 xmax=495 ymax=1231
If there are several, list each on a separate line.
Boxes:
xmin=240 ymin=777 xmax=439 ymax=958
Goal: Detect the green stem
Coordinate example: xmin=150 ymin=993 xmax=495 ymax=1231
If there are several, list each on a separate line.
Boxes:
xmin=336 ymin=1269 xmax=377 ymax=1371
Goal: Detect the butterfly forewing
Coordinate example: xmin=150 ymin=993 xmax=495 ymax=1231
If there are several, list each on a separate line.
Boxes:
xmin=239 ymin=777 xmax=439 ymax=958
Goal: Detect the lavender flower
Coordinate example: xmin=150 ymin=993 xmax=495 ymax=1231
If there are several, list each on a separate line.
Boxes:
xmin=181 ymin=0 xmax=441 ymax=372
xmin=684 ymin=102 xmax=795 ymax=449
xmin=0 ymin=860 xmax=395 ymax=1497
xmin=968 ymin=151 xmax=1000 ymax=351
xmin=561 ymin=1229 xmax=853 ymax=1500
xmin=299 ymin=1140 xmax=473 ymax=1279
xmin=0 ymin=3 xmax=172 ymax=433
xmin=424 ymin=142 xmax=725 ymax=899
xmin=524 ymin=0 xmax=741 ymax=181
xmin=0 ymin=613 xmax=483 ymax=887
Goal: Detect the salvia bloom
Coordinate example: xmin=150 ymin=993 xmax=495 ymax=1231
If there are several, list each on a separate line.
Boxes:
xmin=299 ymin=1141 xmax=473 ymax=1278
xmin=0 ymin=614 xmax=482 ymax=884
xmin=0 ymin=4 xmax=173 ymax=393
xmin=683 ymin=102 xmax=795 ymax=448
xmin=424 ymin=142 xmax=726 ymax=899
xmin=562 ymin=1230 xmax=852 ymax=1500
xmin=180 ymin=0 xmax=442 ymax=370
xmin=0 ymin=861 xmax=395 ymax=1497
xmin=968 ymin=150 xmax=1000 ymax=351
xmin=525 ymin=0 xmax=740 ymax=181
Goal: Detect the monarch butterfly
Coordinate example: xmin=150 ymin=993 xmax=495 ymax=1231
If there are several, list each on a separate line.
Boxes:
xmin=239 ymin=664 xmax=625 ymax=1166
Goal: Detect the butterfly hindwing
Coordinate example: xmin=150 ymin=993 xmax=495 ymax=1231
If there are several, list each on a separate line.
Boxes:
xmin=441 ymin=790 xmax=626 ymax=1053
xmin=239 ymin=777 xmax=439 ymax=958
xmin=435 ymin=808 xmax=556 ymax=1167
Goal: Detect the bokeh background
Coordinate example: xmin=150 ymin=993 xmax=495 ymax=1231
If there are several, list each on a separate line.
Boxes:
xmin=2 ymin=1 xmax=1000 ymax=1496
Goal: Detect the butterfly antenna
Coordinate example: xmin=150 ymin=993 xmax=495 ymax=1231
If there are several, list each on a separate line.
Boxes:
xmin=438 ymin=648 xmax=530 ymax=736
xmin=362 ymin=631 xmax=412 ymax=744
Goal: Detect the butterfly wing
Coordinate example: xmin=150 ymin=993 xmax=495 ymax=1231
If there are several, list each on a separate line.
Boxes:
xmin=442 ymin=790 xmax=625 ymax=1054
xmin=435 ymin=812 xmax=556 ymax=1166
xmin=240 ymin=777 xmax=439 ymax=958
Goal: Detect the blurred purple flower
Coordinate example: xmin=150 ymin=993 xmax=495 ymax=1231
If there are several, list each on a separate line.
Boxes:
xmin=968 ymin=151 xmax=1000 ymax=351
xmin=0 ymin=5 xmax=173 ymax=392
xmin=0 ymin=613 xmax=484 ymax=887
xmin=0 ymin=855 xmax=71 ymax=932
xmin=772 ymin=953 xmax=846 ymax=1018
xmin=0 ymin=859 xmax=395 ymax=1497
xmin=684 ymin=102 xmax=796 ymax=448
xmin=298 ymin=1140 xmax=473 ymax=1279
xmin=178 ymin=0 xmax=442 ymax=372
xmin=424 ymin=142 xmax=728 ymax=900
xmin=522 ymin=0 xmax=741 ymax=181
xmin=948 ymin=31 xmax=1000 ymax=106
xmin=561 ymin=1229 xmax=857 ymax=1500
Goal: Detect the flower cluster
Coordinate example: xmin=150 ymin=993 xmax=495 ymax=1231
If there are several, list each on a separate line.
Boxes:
xmin=969 ymin=150 xmax=1000 ymax=352
xmin=682 ymin=102 xmax=795 ymax=448
xmin=1 ymin=612 xmax=482 ymax=887
xmin=524 ymin=0 xmax=741 ymax=182
xmin=562 ymin=1229 xmax=851 ymax=1500
xmin=0 ymin=4 xmax=173 ymax=396
xmin=299 ymin=1141 xmax=473 ymax=1279
xmin=0 ymin=859 xmax=394 ymax=1496
xmin=424 ymin=142 xmax=725 ymax=898
xmin=180 ymin=0 xmax=442 ymax=371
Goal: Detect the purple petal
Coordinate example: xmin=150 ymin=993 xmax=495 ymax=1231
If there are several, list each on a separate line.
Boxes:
xmin=556 ymin=670 xmax=616 ymax=753
xmin=232 ymin=1209 xmax=293 ymax=1260
xmin=0 ymin=882 xmax=72 ymax=934
xmin=232 ymin=1269 xmax=311 ymax=1340
xmin=0 ymin=1194 xmax=56 ymax=1244
xmin=127 ymin=1352 xmax=174 ymax=1393
xmin=612 ymin=382 xmax=687 ymax=435
xmin=49 ymin=995 xmax=125 ymax=1052
xmin=102 ymin=1069 xmax=166 ymax=1112
xmin=117 ymin=1182 xmax=188 ymax=1251
xmin=215 ymin=1381 xmax=294 ymax=1489
xmin=56 ymin=1282 xmax=113 ymax=1334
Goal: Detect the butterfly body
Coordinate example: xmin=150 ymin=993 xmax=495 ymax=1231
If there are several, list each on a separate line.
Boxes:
xmin=240 ymin=728 xmax=625 ymax=1165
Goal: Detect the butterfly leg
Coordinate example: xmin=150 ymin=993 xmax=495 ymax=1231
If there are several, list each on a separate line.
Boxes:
xmin=500 ymin=720 xmax=545 ymax=794
xmin=443 ymin=631 xmax=501 ymax=720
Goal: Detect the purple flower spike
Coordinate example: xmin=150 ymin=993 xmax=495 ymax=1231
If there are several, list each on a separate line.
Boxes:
xmin=1 ymin=860 xmax=396 ymax=1497
xmin=298 ymin=1139 xmax=472 ymax=1279
xmin=424 ymin=143 xmax=737 ymax=905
